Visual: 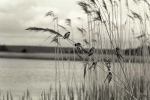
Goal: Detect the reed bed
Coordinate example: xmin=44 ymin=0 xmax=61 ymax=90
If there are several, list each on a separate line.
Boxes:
xmin=1 ymin=75 xmax=150 ymax=100
xmin=2 ymin=0 xmax=150 ymax=100
xmin=25 ymin=0 xmax=150 ymax=100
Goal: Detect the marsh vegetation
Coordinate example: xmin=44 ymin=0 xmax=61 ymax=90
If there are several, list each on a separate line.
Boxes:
xmin=1 ymin=0 xmax=150 ymax=100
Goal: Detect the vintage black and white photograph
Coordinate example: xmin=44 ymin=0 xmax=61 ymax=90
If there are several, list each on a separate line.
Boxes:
xmin=0 ymin=0 xmax=150 ymax=100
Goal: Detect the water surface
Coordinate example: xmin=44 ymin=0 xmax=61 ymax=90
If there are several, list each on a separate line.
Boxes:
xmin=0 ymin=58 xmax=146 ymax=98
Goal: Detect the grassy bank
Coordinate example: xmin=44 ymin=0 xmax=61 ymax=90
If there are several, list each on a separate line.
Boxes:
xmin=0 ymin=52 xmax=150 ymax=63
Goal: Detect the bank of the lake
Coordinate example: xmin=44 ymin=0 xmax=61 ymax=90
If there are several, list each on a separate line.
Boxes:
xmin=0 ymin=52 xmax=149 ymax=63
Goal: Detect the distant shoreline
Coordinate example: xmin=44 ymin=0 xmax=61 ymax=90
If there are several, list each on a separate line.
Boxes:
xmin=0 ymin=52 xmax=149 ymax=63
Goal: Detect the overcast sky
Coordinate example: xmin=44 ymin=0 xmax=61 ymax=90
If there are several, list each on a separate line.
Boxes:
xmin=0 ymin=0 xmax=84 ymax=46
xmin=0 ymin=0 xmax=149 ymax=48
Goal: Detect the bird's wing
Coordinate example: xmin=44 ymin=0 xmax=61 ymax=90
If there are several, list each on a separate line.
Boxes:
xmin=75 ymin=48 xmax=83 ymax=60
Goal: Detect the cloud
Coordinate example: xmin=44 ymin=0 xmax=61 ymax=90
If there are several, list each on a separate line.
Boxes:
xmin=0 ymin=0 xmax=145 ymax=48
xmin=0 ymin=0 xmax=80 ymax=34
xmin=0 ymin=0 xmax=82 ymax=46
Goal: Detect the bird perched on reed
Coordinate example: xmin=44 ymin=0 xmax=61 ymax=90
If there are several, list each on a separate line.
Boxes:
xmin=115 ymin=47 xmax=124 ymax=60
xmin=75 ymin=43 xmax=81 ymax=47
xmin=89 ymin=62 xmax=97 ymax=69
xmin=88 ymin=47 xmax=95 ymax=56
xmin=104 ymin=58 xmax=111 ymax=71
xmin=63 ymin=32 xmax=70 ymax=39
xmin=82 ymin=48 xmax=89 ymax=54
xmin=104 ymin=71 xmax=112 ymax=83
xmin=75 ymin=43 xmax=83 ymax=53
xmin=74 ymin=42 xmax=84 ymax=60
xmin=75 ymin=43 xmax=89 ymax=54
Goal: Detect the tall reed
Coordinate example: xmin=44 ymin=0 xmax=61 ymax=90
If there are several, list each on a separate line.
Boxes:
xmin=23 ymin=0 xmax=150 ymax=100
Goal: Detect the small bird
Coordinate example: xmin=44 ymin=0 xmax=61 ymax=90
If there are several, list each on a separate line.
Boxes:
xmin=63 ymin=32 xmax=70 ymax=39
xmin=75 ymin=43 xmax=81 ymax=47
xmin=74 ymin=42 xmax=84 ymax=60
xmin=104 ymin=71 xmax=112 ymax=83
xmin=82 ymin=48 xmax=89 ymax=54
xmin=115 ymin=47 xmax=124 ymax=60
xmin=104 ymin=58 xmax=111 ymax=71
xmin=76 ymin=46 xmax=83 ymax=53
xmin=89 ymin=62 xmax=97 ymax=69
xmin=75 ymin=43 xmax=84 ymax=53
xmin=88 ymin=47 xmax=95 ymax=56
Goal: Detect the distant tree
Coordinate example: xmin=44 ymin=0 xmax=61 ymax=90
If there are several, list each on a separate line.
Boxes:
xmin=125 ymin=49 xmax=130 ymax=55
xmin=0 ymin=45 xmax=8 ymax=52
xmin=21 ymin=49 xmax=27 ymax=53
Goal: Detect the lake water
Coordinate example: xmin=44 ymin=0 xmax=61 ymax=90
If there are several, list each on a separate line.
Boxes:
xmin=0 ymin=58 xmax=147 ymax=99
xmin=0 ymin=58 xmax=84 ymax=98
